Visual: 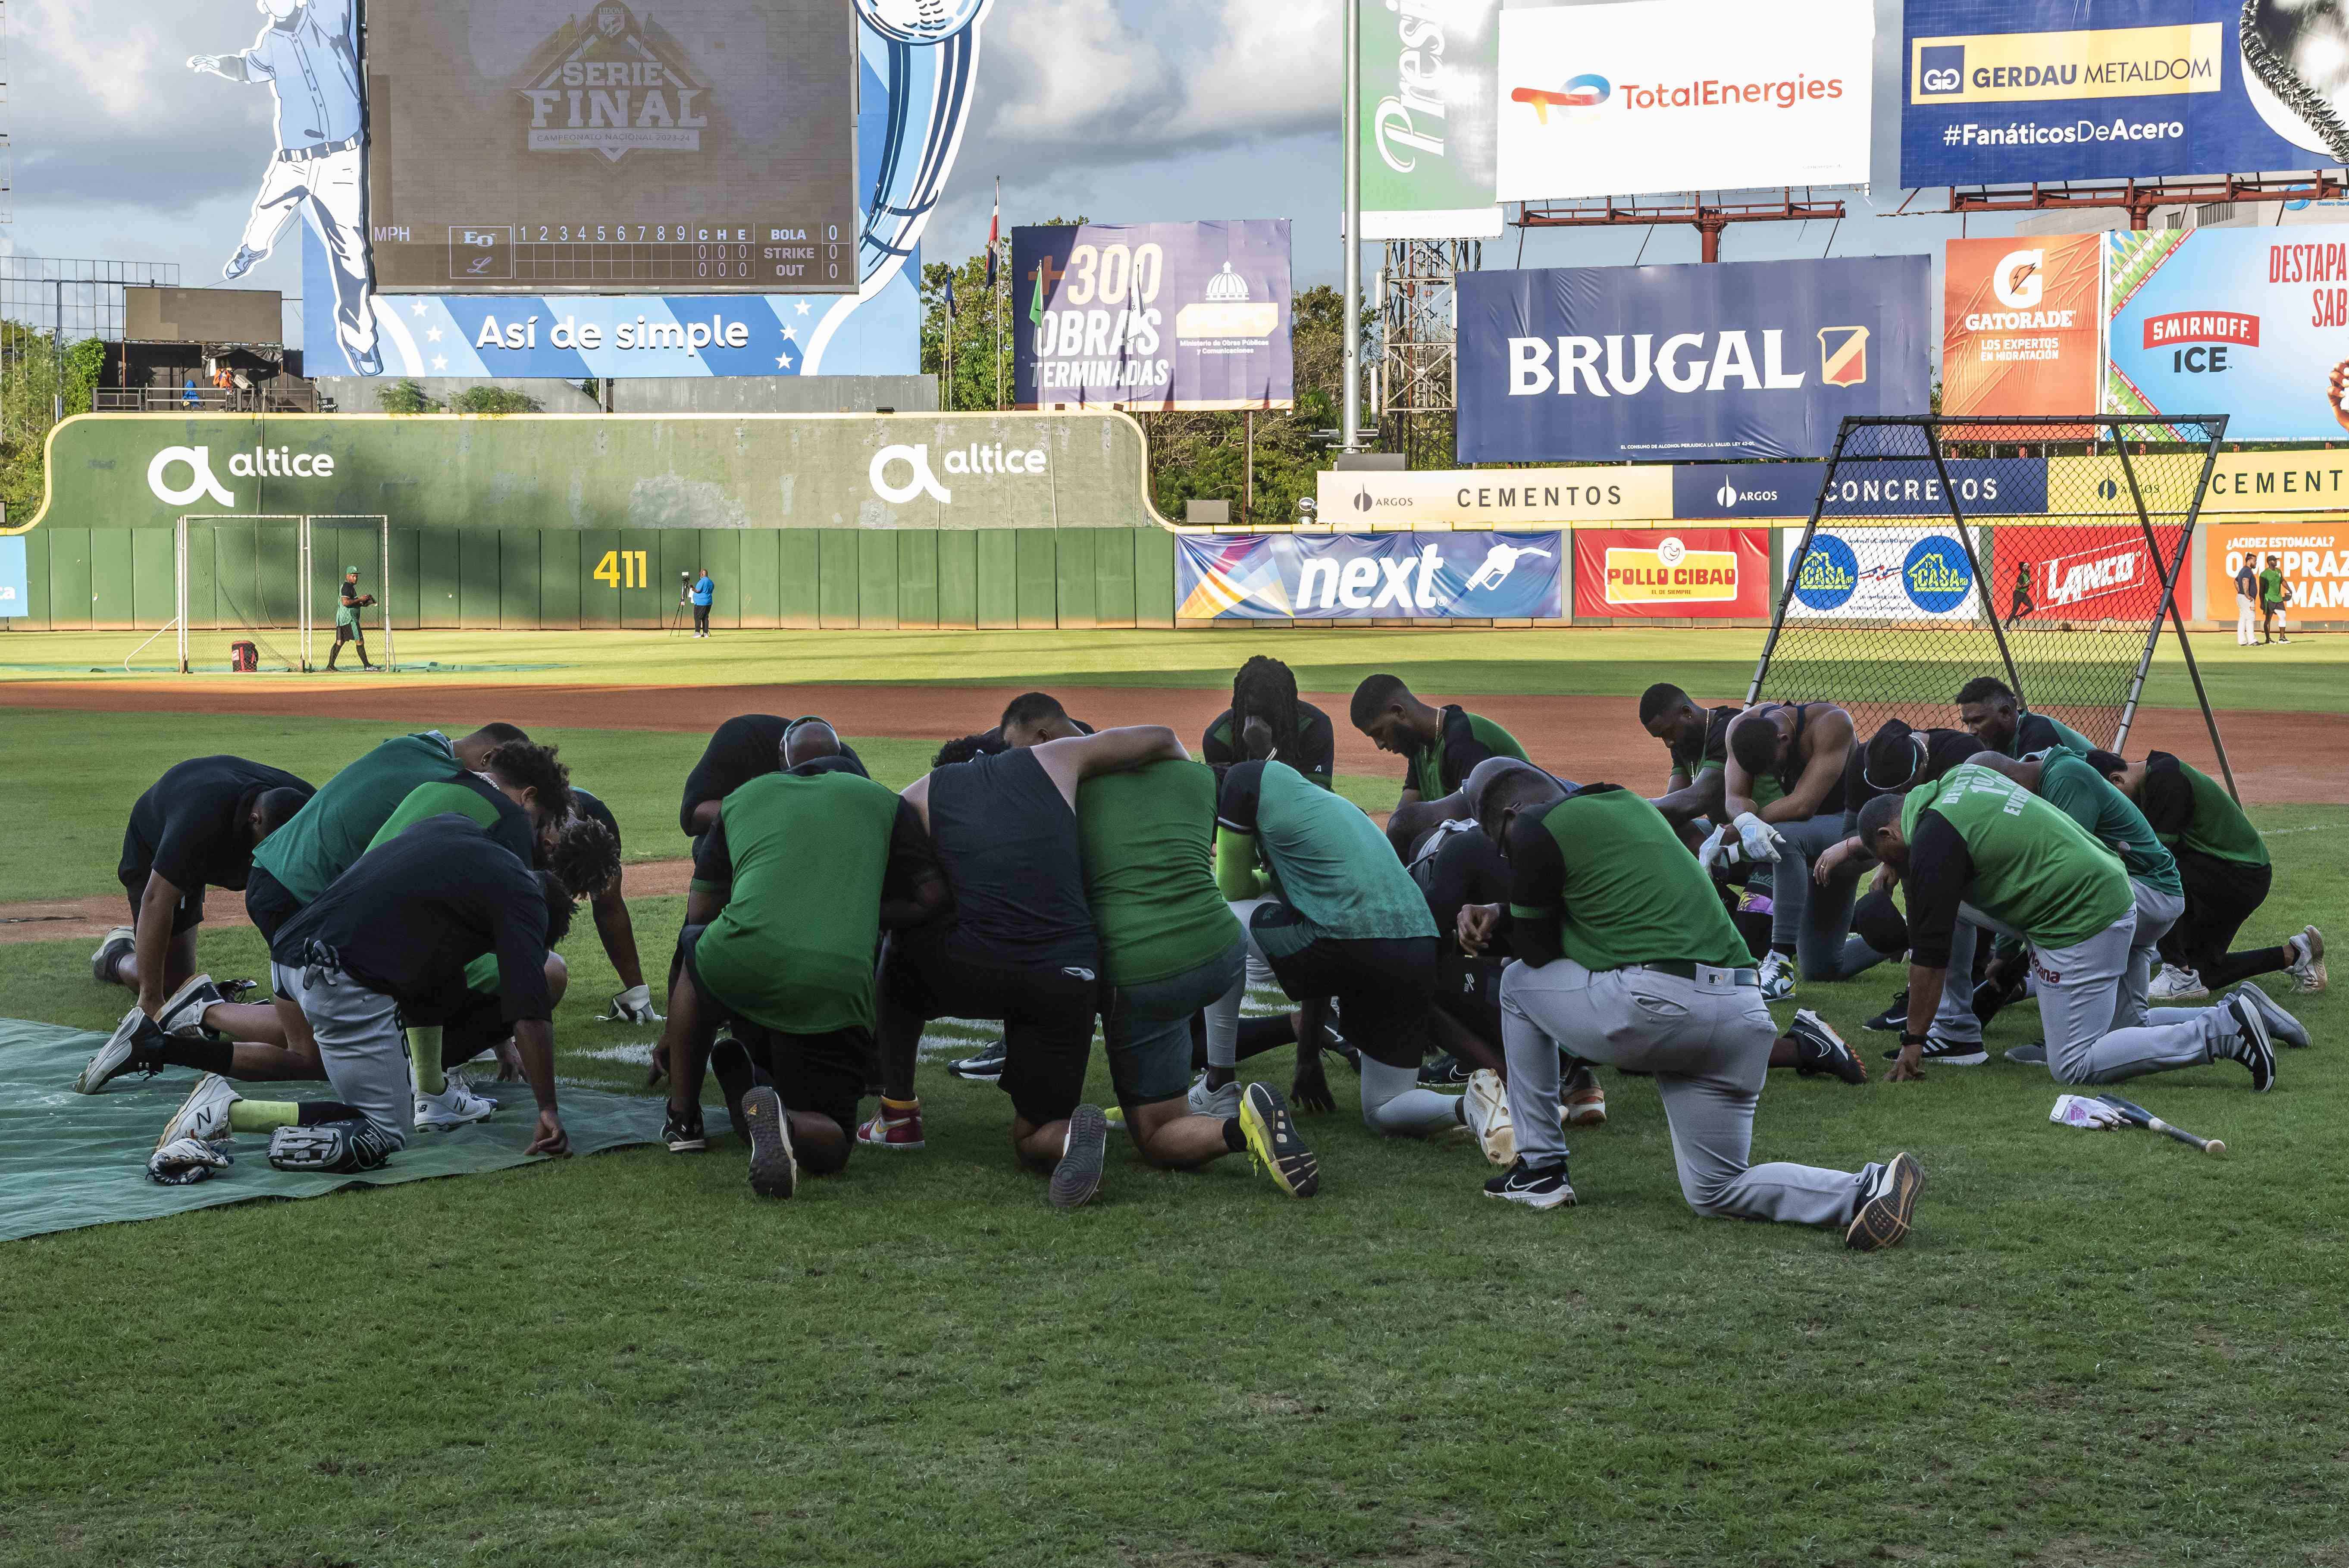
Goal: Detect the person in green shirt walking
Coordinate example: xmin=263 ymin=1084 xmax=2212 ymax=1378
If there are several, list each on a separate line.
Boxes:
xmin=2257 ymin=554 xmax=2292 ymax=644
xmin=1455 ymin=769 xmax=1920 ymax=1250
xmin=1349 ymin=673 xmax=1529 ymax=855
xmin=326 ymin=567 xmax=377 ymax=671
xmin=1858 ymin=764 xmax=2296 ymax=1091
xmin=2092 ymin=750 xmax=2324 ymax=999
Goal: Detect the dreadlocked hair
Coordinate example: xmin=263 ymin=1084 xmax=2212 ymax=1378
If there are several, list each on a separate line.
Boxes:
xmin=1233 ymin=656 xmax=1303 ymax=766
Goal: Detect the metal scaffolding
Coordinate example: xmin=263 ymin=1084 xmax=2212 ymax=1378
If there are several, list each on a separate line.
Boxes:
xmin=1375 ymin=240 xmax=1476 ymax=471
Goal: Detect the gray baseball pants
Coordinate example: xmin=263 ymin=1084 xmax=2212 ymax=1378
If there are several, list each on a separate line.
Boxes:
xmin=2030 ymin=912 xmax=2237 ymax=1086
xmin=1499 ymin=958 xmax=1874 ymax=1227
xmin=272 ymin=957 xmax=413 ymax=1148
xmin=1767 ymin=814 xmax=1887 ymax=982
xmin=2116 ymin=879 xmax=2186 ymax=1029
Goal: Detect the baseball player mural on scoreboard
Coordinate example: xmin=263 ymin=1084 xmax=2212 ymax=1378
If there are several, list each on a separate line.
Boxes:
xmin=189 ymin=0 xmax=380 ymax=376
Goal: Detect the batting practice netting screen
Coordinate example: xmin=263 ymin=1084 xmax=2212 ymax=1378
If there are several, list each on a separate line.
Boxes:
xmin=1750 ymin=414 xmax=2227 ymax=756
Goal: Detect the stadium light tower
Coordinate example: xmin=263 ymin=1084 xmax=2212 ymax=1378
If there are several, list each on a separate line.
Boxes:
xmin=1340 ymin=0 xmax=1361 ymax=453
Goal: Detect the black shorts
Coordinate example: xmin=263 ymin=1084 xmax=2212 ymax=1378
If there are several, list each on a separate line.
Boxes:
xmin=680 ymin=923 xmax=869 ymax=1137
xmin=2164 ymin=850 xmax=2273 ymax=970
xmin=1248 ymin=904 xmax=1437 ymax=1070
xmin=243 ymin=865 xmax=302 ymax=943
xmin=120 ymin=870 xmax=204 ymax=937
xmin=1433 ymin=949 xmax=1506 ymax=1046
xmin=879 ymin=929 xmax=1098 ymax=1127
xmin=334 ymin=623 xmax=364 ymax=644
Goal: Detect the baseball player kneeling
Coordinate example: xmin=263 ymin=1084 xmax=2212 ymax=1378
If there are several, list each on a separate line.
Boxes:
xmin=1456 ymin=770 xmax=1922 ymax=1251
xmin=1858 ymin=765 xmax=2302 ymax=1092
xmin=147 ymin=814 xmax=573 ymax=1184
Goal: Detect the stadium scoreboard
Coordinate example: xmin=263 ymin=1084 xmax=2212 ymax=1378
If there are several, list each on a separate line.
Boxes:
xmin=363 ymin=0 xmax=858 ymax=293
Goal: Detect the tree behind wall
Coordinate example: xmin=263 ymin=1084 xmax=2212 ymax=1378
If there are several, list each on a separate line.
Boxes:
xmin=0 ymin=325 xmax=106 ymax=518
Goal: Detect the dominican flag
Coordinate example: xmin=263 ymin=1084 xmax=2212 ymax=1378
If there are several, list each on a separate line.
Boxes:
xmin=985 ymin=179 xmax=999 ymax=288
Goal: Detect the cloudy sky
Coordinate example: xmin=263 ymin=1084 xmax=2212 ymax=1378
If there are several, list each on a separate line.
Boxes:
xmin=7 ymin=0 xmax=1989 ymax=344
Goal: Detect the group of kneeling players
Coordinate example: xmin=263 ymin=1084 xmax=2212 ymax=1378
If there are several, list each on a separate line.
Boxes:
xmin=77 ymin=657 xmax=2322 ymax=1254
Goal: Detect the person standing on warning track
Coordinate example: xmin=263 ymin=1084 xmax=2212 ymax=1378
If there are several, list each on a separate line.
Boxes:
xmin=189 ymin=0 xmax=378 ymax=377
xmin=2005 ymin=562 xmax=2034 ymax=629
xmin=2233 ymin=556 xmax=2261 ymax=646
xmin=690 ymin=569 xmax=715 ymax=639
xmin=326 ymin=568 xmax=376 ymax=671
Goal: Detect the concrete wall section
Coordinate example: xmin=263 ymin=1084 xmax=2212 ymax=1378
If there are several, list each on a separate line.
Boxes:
xmin=609 ymin=376 xmax=938 ymax=415
xmin=314 ymin=378 xmax=602 ymax=413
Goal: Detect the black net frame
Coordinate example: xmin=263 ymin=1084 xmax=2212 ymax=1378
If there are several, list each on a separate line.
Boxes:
xmin=1748 ymin=414 xmax=2238 ymax=798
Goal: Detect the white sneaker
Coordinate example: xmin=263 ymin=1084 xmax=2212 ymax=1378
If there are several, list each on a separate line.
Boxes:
xmin=414 ymin=1076 xmax=496 ymax=1130
xmin=2148 ymin=965 xmax=2208 ymax=1002
xmin=1187 ymin=1070 xmax=1240 ymax=1120
xmin=156 ymin=1073 xmax=240 ymax=1150
xmin=1463 ymin=1068 xmax=1515 ymax=1167
xmin=1758 ymin=951 xmax=1796 ymax=1002
xmin=2288 ymin=926 xmax=2327 ymax=994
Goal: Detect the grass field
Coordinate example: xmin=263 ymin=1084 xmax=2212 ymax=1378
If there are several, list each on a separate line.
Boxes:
xmin=3 ymin=635 xmax=2346 ymax=1566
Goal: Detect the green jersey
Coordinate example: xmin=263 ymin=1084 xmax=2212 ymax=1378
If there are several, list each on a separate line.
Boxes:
xmin=2140 ymin=754 xmax=2267 ymax=868
xmin=2035 ymin=754 xmax=2180 ymax=898
xmin=365 ymin=778 xmax=508 ymax=854
xmin=252 ymin=732 xmax=523 ymax=904
xmin=1217 ymin=761 xmax=1435 ymax=943
xmin=2006 ymin=712 xmax=2097 ymax=761
xmin=2259 ymin=567 xmax=2286 ymax=607
xmin=1904 ymin=764 xmax=2132 ymax=946
xmin=1506 ymin=787 xmax=1751 ymax=972
xmin=1077 ymin=760 xmax=1241 ymax=987
xmin=689 ymin=770 xmax=909 ymax=1034
xmin=1406 ymin=705 xmax=1529 ymax=801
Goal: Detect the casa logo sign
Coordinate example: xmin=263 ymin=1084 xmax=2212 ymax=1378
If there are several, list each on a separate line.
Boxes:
xmin=517 ymin=2 xmax=709 ymax=160
xmin=1903 ymin=534 xmax=1974 ymax=612
xmin=868 ymin=441 xmax=1049 ymax=507
xmin=1792 ymin=533 xmax=1860 ymax=610
xmin=1602 ymin=533 xmax=1739 ymax=604
xmin=146 ymin=443 xmax=338 ymax=507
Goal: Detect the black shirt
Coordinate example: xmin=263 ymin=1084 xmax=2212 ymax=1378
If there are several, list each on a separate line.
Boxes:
xmin=926 ymin=747 xmax=1096 ymax=972
xmin=270 ymin=814 xmax=551 ymax=1022
xmin=1667 ymin=705 xmax=1742 ymax=780
xmin=1200 ymin=702 xmax=1337 ymax=788
xmin=1399 ymin=704 xmax=1516 ymax=797
xmin=678 ymin=715 xmax=866 ymax=835
xmin=120 ymin=755 xmax=312 ymax=895
xmin=1410 ymin=821 xmax=1512 ymax=940
xmin=1840 ymin=727 xmax=1975 ymax=836
xmin=1901 ymin=810 xmax=1974 ymax=970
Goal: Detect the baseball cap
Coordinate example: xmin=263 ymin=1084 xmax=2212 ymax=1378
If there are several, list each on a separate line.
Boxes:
xmin=345 ymin=565 xmax=360 ymax=573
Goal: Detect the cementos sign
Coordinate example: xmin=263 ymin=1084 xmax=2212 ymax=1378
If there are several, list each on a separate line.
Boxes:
xmin=1456 ymin=256 xmax=1932 ymax=463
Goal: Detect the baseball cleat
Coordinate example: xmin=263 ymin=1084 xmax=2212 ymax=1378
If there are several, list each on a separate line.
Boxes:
xmin=1484 ymin=1157 xmax=1575 ymax=1210
xmin=414 ymin=1077 xmax=496 ymax=1131
xmin=1880 ymin=1036 xmax=1989 ymax=1067
xmin=1186 ymin=1070 xmax=1240 ymax=1121
xmin=2222 ymin=994 xmax=2277 ymax=1092
xmin=1419 ymin=1054 xmax=1472 ymax=1089
xmin=1048 ymin=1104 xmax=1109 ymax=1210
xmin=266 ymin=1118 xmax=395 ymax=1174
xmin=1758 ymin=951 xmax=1797 ymax=1002
xmin=947 ymin=1041 xmax=1007 ymax=1083
xmin=76 ymin=1007 xmax=168 ymax=1094
xmin=1239 ymin=1081 xmax=1319 ymax=1198
xmin=1845 ymin=1152 xmax=1923 ymax=1252
xmin=153 ymin=973 xmax=225 ymax=1038
xmin=662 ymin=1103 xmax=708 ymax=1153
xmin=155 ymin=1073 xmax=240 ymax=1151
xmin=2287 ymin=926 xmax=2326 ymax=994
xmin=1788 ymin=1008 xmax=1867 ymax=1084
xmin=855 ymin=1102 xmax=925 ymax=1149
xmin=2230 ymin=982 xmax=2309 ymax=1049
xmin=91 ymin=926 xmax=135 ymax=986
xmin=2004 ymin=1042 xmax=2048 ymax=1066
xmin=1862 ymin=992 xmax=1909 ymax=1032
xmin=740 ymin=1085 xmax=798 ymax=1199
xmin=1564 ymin=1076 xmax=1609 ymax=1126
xmin=1462 ymin=1069 xmax=1516 ymax=1167
xmin=2148 ymin=965 xmax=2209 ymax=1002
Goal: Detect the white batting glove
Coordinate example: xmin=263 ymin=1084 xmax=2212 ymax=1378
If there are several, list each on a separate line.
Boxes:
xmin=603 ymin=984 xmax=663 ymax=1023
xmin=148 ymin=1136 xmax=232 ymax=1185
xmin=2050 ymin=1094 xmax=2123 ymax=1130
xmin=1698 ymin=830 xmax=1741 ymax=874
xmin=1732 ymin=812 xmax=1784 ymax=864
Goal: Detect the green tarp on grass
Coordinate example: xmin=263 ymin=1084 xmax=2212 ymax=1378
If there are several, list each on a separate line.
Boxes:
xmin=0 ymin=1017 xmax=669 ymax=1242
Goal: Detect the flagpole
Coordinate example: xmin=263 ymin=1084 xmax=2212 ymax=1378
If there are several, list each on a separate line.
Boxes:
xmin=1341 ymin=0 xmax=1362 ymax=453
xmin=994 ymin=177 xmax=1005 ymax=412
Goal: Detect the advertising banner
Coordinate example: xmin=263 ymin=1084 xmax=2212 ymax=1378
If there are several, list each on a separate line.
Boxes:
xmin=1779 ymin=525 xmax=1984 ymax=621
xmin=2201 ymin=519 xmax=2349 ymax=617
xmin=1674 ymin=457 xmax=2046 ymax=519
xmin=2105 ymin=225 xmax=2349 ymax=438
xmin=1990 ymin=523 xmax=2171 ymax=624
xmin=1011 ymin=222 xmax=1294 ymax=411
xmin=2055 ymin=449 xmax=2349 ymax=512
xmin=1176 ymin=531 xmax=1563 ymax=620
xmin=1361 ymin=0 xmax=1504 ymax=239
xmin=1315 ymin=465 xmax=1674 ymax=526
xmin=1900 ymin=0 xmax=2349 ymax=187
xmin=1456 ymin=257 xmax=1932 ymax=463
xmin=0 ymin=535 xmax=25 ymax=618
xmin=1572 ymin=527 xmax=1769 ymax=617
xmin=1496 ymin=0 xmax=1872 ymax=201
xmin=1942 ymin=235 xmax=2108 ymax=417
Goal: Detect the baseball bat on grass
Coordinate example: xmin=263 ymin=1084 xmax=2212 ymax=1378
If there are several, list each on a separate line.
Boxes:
xmin=2095 ymin=1094 xmax=2227 ymax=1156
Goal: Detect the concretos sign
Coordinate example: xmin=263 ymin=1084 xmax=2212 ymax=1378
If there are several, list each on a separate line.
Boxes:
xmin=1497 ymin=0 xmax=1873 ymax=201
xmin=1313 ymin=464 xmax=1674 ymax=525
xmin=1672 ymin=457 xmax=2044 ymax=519
xmin=35 ymin=412 xmax=1156 ymax=534
xmin=1573 ymin=526 xmax=1769 ymax=617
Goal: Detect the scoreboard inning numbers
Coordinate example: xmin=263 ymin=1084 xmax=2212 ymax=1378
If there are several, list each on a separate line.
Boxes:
xmin=364 ymin=0 xmax=858 ymax=294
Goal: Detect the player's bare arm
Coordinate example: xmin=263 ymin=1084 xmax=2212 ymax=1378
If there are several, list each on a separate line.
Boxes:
xmin=132 ymin=871 xmax=187 ymax=1017
xmin=513 ymin=1017 xmax=567 ymax=1155
xmin=1762 ymin=706 xmax=1851 ymax=825
xmin=1030 ymin=725 xmax=1186 ymax=807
